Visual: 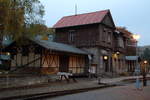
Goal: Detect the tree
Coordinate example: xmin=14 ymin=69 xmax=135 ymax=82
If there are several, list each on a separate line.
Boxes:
xmin=0 ymin=0 xmax=45 ymax=40
xmin=141 ymin=48 xmax=150 ymax=62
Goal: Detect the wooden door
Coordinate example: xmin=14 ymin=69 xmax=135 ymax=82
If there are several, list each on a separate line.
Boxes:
xmin=59 ymin=55 xmax=69 ymax=72
xmin=104 ymin=60 xmax=109 ymax=72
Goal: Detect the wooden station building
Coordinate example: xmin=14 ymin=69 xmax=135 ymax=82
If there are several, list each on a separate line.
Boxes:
xmin=53 ymin=9 xmax=136 ymax=75
xmin=1 ymin=37 xmax=89 ymax=75
xmin=53 ymin=10 xmax=118 ymax=75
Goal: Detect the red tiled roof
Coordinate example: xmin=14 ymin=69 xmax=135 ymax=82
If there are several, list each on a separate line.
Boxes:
xmin=53 ymin=10 xmax=109 ymax=28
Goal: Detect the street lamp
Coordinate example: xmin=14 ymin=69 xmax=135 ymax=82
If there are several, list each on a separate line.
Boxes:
xmin=142 ymin=60 xmax=148 ymax=86
xmin=143 ymin=60 xmax=148 ymax=73
xmin=132 ymin=34 xmax=140 ymax=40
xmin=132 ymin=34 xmax=141 ymax=89
xmin=132 ymin=34 xmax=140 ymax=71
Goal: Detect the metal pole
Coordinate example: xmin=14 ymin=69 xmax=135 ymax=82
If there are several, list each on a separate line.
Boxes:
xmin=135 ymin=41 xmax=141 ymax=90
xmin=143 ymin=61 xmax=147 ymax=86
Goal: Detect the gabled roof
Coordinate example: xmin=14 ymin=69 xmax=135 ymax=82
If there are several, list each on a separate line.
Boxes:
xmin=53 ymin=10 xmax=109 ymax=28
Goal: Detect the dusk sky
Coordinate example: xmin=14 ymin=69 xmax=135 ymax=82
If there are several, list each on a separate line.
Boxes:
xmin=40 ymin=0 xmax=150 ymax=46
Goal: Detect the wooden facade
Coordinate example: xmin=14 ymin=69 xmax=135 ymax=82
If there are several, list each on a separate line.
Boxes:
xmin=53 ymin=10 xmax=137 ymax=75
xmin=54 ymin=10 xmax=120 ymax=75
xmin=3 ymin=39 xmax=88 ymax=75
xmin=55 ymin=13 xmax=115 ymax=49
xmin=115 ymin=27 xmax=137 ymax=74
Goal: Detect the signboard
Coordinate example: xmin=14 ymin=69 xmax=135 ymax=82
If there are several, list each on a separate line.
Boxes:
xmin=0 ymin=54 xmax=10 ymax=60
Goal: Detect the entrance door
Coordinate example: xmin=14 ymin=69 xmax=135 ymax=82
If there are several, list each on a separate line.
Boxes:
xmin=59 ymin=55 xmax=69 ymax=72
xmin=104 ymin=60 xmax=109 ymax=72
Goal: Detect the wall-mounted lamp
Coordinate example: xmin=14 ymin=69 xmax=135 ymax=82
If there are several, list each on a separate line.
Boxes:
xmin=103 ymin=55 xmax=108 ymax=60
xmin=144 ymin=60 xmax=148 ymax=64
xmin=7 ymin=52 xmax=10 ymax=56
xmin=116 ymin=52 xmax=120 ymax=55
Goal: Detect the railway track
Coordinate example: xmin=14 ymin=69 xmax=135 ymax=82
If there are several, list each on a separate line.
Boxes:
xmin=0 ymin=84 xmax=116 ymax=100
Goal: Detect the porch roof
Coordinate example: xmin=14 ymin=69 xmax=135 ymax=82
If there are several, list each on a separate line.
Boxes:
xmin=33 ymin=39 xmax=89 ymax=55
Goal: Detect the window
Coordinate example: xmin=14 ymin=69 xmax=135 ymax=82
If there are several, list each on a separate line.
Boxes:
xmin=118 ymin=37 xmax=124 ymax=48
xmin=103 ymin=28 xmax=110 ymax=42
xmin=69 ymin=30 xmax=76 ymax=43
xmin=102 ymin=29 xmax=106 ymax=42
xmin=108 ymin=32 xmax=111 ymax=43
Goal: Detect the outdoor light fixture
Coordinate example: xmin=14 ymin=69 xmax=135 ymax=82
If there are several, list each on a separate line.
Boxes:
xmin=132 ymin=34 xmax=140 ymax=41
xmin=103 ymin=56 xmax=108 ymax=60
xmin=144 ymin=60 xmax=148 ymax=64
xmin=132 ymin=34 xmax=141 ymax=89
xmin=116 ymin=51 xmax=120 ymax=55
xmin=7 ymin=52 xmax=10 ymax=56
xmin=113 ymin=54 xmax=118 ymax=59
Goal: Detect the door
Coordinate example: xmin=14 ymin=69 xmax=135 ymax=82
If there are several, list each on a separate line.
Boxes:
xmin=104 ymin=60 xmax=109 ymax=72
xmin=59 ymin=55 xmax=69 ymax=72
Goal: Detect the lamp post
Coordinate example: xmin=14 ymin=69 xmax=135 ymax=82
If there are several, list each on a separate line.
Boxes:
xmin=143 ymin=60 xmax=148 ymax=73
xmin=132 ymin=34 xmax=141 ymax=89
xmin=142 ymin=60 xmax=148 ymax=86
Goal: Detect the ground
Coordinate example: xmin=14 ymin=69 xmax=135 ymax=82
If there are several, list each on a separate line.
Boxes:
xmin=46 ymin=82 xmax=150 ymax=100
xmin=0 ymin=75 xmax=150 ymax=99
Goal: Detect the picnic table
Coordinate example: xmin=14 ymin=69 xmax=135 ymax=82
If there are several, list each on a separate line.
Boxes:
xmin=57 ymin=72 xmax=77 ymax=83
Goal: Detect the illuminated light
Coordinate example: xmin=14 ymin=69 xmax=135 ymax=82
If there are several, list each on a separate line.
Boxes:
xmin=116 ymin=52 xmax=120 ymax=55
xmin=103 ymin=56 xmax=108 ymax=60
xmin=113 ymin=54 xmax=118 ymax=59
xmin=7 ymin=52 xmax=10 ymax=55
xmin=144 ymin=60 xmax=148 ymax=64
xmin=132 ymin=34 xmax=140 ymax=40
xmin=4 ymin=38 xmax=7 ymax=40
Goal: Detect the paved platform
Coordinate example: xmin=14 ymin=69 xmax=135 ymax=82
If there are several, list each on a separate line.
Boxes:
xmin=0 ymin=74 xmax=149 ymax=99
xmin=47 ymin=83 xmax=150 ymax=100
xmin=0 ymin=78 xmax=103 ymax=99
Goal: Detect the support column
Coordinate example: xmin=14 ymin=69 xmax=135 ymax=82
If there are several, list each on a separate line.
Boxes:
xmin=116 ymin=59 xmax=119 ymax=74
xmin=112 ymin=58 xmax=116 ymax=76
xmin=108 ymin=52 xmax=111 ymax=72
xmin=120 ymin=59 xmax=122 ymax=73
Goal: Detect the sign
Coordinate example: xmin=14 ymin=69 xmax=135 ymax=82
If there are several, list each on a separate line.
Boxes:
xmin=0 ymin=54 xmax=10 ymax=60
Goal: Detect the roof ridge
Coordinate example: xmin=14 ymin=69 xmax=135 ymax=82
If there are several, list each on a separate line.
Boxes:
xmin=53 ymin=9 xmax=110 ymax=28
xmin=62 ymin=9 xmax=109 ymax=18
